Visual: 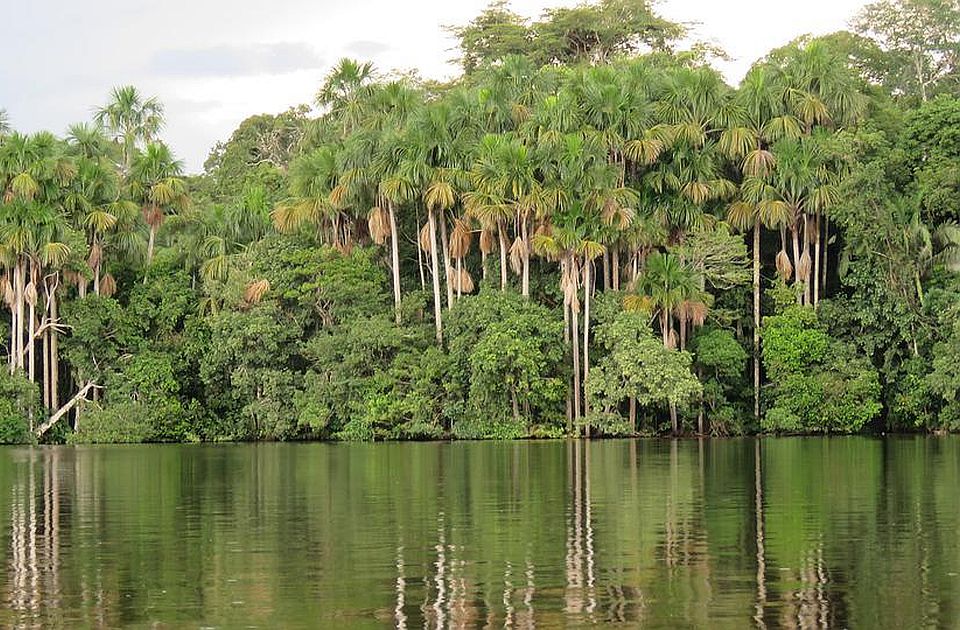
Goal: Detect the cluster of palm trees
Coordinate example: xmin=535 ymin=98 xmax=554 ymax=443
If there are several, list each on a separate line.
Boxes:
xmin=275 ymin=42 xmax=865 ymax=431
xmin=0 ymin=87 xmax=187 ymax=432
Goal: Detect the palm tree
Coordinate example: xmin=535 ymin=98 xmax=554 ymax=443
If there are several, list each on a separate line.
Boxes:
xmin=721 ymin=65 xmax=796 ymax=421
xmin=317 ymin=58 xmax=376 ymax=135
xmin=129 ymin=142 xmax=188 ymax=265
xmin=0 ymin=132 xmax=73 ymax=423
xmin=95 ymin=85 xmax=164 ymax=177
xmin=632 ymin=250 xmax=702 ymax=435
xmin=0 ymin=110 xmax=10 ymax=137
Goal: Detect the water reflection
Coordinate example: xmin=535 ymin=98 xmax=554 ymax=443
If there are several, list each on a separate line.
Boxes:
xmin=1 ymin=438 xmax=959 ymax=627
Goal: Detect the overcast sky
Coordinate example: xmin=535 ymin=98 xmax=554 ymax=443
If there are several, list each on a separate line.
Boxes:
xmin=0 ymin=0 xmax=868 ymax=172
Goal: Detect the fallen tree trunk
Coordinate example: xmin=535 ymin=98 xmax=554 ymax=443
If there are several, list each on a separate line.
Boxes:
xmin=35 ymin=381 xmax=97 ymax=438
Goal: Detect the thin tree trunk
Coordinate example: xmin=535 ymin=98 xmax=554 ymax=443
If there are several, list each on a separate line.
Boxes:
xmin=50 ymin=288 xmax=59 ymax=411
xmin=753 ymin=222 xmax=761 ymax=424
xmin=521 ymin=217 xmax=530 ymax=297
xmin=564 ymin=291 xmax=572 ymax=434
xmin=571 ymin=293 xmax=582 ymax=427
xmin=802 ymin=215 xmax=811 ymax=306
xmin=670 ymin=403 xmax=678 ymax=436
xmin=14 ymin=260 xmax=24 ymax=371
xmin=147 ymin=226 xmax=157 ymax=265
xmin=42 ymin=291 xmax=50 ymax=410
xmin=679 ymin=311 xmax=687 ymax=352
xmin=612 ymin=248 xmax=620 ymax=291
xmin=791 ymin=223 xmax=801 ymax=304
xmin=416 ymin=209 xmax=426 ymax=290
xmin=582 ymin=258 xmax=592 ymax=433
xmin=28 ymin=284 xmax=36 ymax=383
xmin=629 ymin=397 xmax=636 ymax=433
xmin=388 ymin=202 xmax=402 ymax=324
xmin=427 ymin=209 xmax=443 ymax=345
xmin=498 ymin=219 xmax=508 ymax=291
xmin=456 ymin=258 xmax=462 ymax=299
xmin=813 ymin=212 xmax=820 ymax=307
xmin=602 ymin=250 xmax=610 ymax=291
xmin=822 ymin=214 xmax=830 ymax=297
xmin=440 ymin=211 xmax=453 ymax=309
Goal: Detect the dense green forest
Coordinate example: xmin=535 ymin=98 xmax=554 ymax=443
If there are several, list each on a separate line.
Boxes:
xmin=2 ymin=0 xmax=960 ymax=443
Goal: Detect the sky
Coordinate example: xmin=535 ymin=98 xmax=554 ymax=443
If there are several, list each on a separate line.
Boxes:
xmin=0 ymin=0 xmax=868 ymax=173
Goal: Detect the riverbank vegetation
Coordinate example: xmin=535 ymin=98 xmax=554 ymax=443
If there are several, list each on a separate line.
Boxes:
xmin=2 ymin=0 xmax=960 ymax=443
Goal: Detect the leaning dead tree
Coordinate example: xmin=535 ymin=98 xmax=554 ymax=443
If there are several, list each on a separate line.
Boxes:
xmin=35 ymin=381 xmax=98 ymax=438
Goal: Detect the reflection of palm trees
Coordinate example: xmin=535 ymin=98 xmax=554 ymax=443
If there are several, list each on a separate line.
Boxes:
xmin=564 ymin=440 xmax=597 ymax=620
xmin=754 ymin=439 xmax=767 ymax=629
xmin=394 ymin=544 xmax=407 ymax=630
xmin=7 ymin=449 xmax=63 ymax=626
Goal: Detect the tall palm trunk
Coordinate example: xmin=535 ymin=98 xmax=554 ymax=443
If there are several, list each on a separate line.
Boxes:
xmin=822 ymin=215 xmax=830 ymax=296
xmin=439 ymin=212 xmax=453 ymax=309
xmin=497 ymin=219 xmax=508 ymax=291
xmin=427 ymin=209 xmax=443 ymax=345
xmin=521 ymin=217 xmax=530 ymax=297
xmin=813 ymin=212 xmax=821 ymax=307
xmin=27 ymin=273 xmax=36 ymax=383
xmin=564 ymin=289 xmax=572 ymax=433
xmin=14 ymin=260 xmax=24 ymax=371
xmin=50 ymin=287 xmax=60 ymax=410
xmin=566 ymin=255 xmax=582 ymax=427
xmin=801 ymin=215 xmax=812 ymax=306
xmin=147 ymin=225 xmax=157 ymax=265
xmin=753 ymin=223 xmax=761 ymax=423
xmin=388 ymin=201 xmax=402 ymax=324
xmin=571 ymin=293 xmax=582 ymax=427
xmin=582 ymin=258 xmax=592 ymax=433
xmin=612 ymin=248 xmax=620 ymax=291
xmin=415 ymin=208 xmax=426 ymax=290
xmin=602 ymin=250 xmax=610 ymax=291
xmin=791 ymin=221 xmax=801 ymax=304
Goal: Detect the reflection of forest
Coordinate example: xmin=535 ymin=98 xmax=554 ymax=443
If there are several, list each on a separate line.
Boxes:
xmin=1 ymin=439 xmax=959 ymax=627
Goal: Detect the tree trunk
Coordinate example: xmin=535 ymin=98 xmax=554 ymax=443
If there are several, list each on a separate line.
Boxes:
xmin=791 ymin=223 xmax=801 ymax=304
xmin=564 ymin=294 xmax=572 ymax=434
xmin=602 ymin=250 xmax=610 ymax=291
xmin=388 ymin=202 xmax=402 ymax=324
xmin=582 ymin=258 xmax=592 ymax=432
xmin=629 ymin=397 xmax=636 ymax=433
xmin=456 ymin=257 xmax=462 ymax=299
xmin=822 ymin=214 xmax=830 ymax=298
xmin=42 ymin=294 xmax=50 ymax=410
xmin=612 ymin=248 xmax=620 ymax=291
xmin=415 ymin=208 xmax=426 ymax=290
xmin=521 ymin=217 xmax=530 ymax=297
xmin=50 ymin=288 xmax=59 ymax=410
xmin=679 ymin=311 xmax=687 ymax=352
xmin=661 ymin=310 xmax=670 ymax=347
xmin=439 ymin=211 xmax=453 ymax=310
xmin=14 ymin=260 xmax=24 ymax=371
xmin=147 ymin=226 xmax=157 ymax=265
xmin=498 ymin=219 xmax=508 ymax=291
xmin=753 ymin=222 xmax=761 ymax=424
xmin=570 ymin=257 xmax=582 ymax=426
xmin=427 ymin=209 xmax=443 ymax=345
xmin=801 ymin=215 xmax=811 ymax=306
xmin=670 ymin=403 xmax=678 ymax=436
xmin=813 ymin=212 xmax=820 ymax=307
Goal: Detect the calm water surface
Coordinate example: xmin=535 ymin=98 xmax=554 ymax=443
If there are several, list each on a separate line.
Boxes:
xmin=1 ymin=437 xmax=959 ymax=628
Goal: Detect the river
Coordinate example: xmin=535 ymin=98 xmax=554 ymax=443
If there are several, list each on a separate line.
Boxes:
xmin=1 ymin=437 xmax=958 ymax=627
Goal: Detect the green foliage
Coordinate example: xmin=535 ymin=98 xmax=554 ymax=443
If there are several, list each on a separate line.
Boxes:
xmin=0 ymin=371 xmax=37 ymax=444
xmin=762 ymin=305 xmax=882 ymax=433
xmin=692 ymin=327 xmax=749 ymax=435
xmin=588 ymin=308 xmax=701 ymax=434
xmin=446 ymin=290 xmax=566 ymax=438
